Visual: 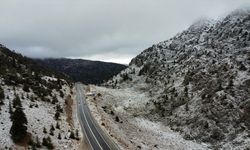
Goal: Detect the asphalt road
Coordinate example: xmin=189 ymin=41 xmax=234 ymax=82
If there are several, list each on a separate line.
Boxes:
xmin=75 ymin=83 xmax=112 ymax=150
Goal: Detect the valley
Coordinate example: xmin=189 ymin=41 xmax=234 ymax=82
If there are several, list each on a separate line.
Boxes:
xmin=1 ymin=6 xmax=250 ymax=150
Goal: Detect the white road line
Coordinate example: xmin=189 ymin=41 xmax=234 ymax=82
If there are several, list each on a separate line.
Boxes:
xmin=84 ymin=99 xmax=112 ymax=150
xmin=78 ymin=112 xmax=94 ymax=150
xmin=76 ymin=91 xmax=94 ymax=150
xmin=78 ymin=88 xmax=103 ymax=150
xmin=79 ymin=85 xmax=112 ymax=149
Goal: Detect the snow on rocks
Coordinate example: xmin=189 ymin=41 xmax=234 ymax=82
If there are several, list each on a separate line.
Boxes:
xmin=0 ymin=80 xmax=80 ymax=149
xmin=85 ymin=85 xmax=209 ymax=150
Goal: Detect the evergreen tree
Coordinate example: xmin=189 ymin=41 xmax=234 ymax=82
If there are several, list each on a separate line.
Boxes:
xmin=59 ymin=90 xmax=64 ymax=98
xmin=42 ymin=137 xmax=48 ymax=146
xmin=51 ymin=96 xmax=58 ymax=104
xmin=36 ymin=136 xmax=42 ymax=148
xmin=9 ymin=101 xmax=13 ymax=119
xmin=10 ymin=106 xmax=28 ymax=143
xmin=56 ymin=105 xmax=63 ymax=113
xmin=49 ymin=125 xmax=55 ymax=136
xmin=58 ymin=133 xmax=61 ymax=140
xmin=46 ymin=136 xmax=53 ymax=149
xmin=13 ymin=94 xmax=22 ymax=108
xmin=23 ymin=83 xmax=30 ymax=92
xmin=56 ymin=122 xmax=60 ymax=129
xmin=54 ymin=111 xmax=60 ymax=120
xmin=69 ymin=131 xmax=75 ymax=139
xmin=42 ymin=136 xmax=53 ymax=149
xmin=43 ymin=127 xmax=47 ymax=134
xmin=50 ymin=125 xmax=55 ymax=131
xmin=0 ymin=86 xmax=4 ymax=105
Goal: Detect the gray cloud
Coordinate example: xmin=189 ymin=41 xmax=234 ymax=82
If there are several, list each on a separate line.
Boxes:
xmin=0 ymin=0 xmax=250 ymax=63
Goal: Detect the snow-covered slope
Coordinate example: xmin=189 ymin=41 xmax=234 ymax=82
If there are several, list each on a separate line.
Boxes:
xmin=106 ymin=9 xmax=250 ymax=149
xmin=0 ymin=46 xmax=80 ymax=149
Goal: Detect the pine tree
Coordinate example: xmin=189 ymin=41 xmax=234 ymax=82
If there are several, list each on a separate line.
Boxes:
xmin=42 ymin=136 xmax=53 ymax=149
xmin=56 ymin=122 xmax=60 ymax=129
xmin=43 ymin=127 xmax=47 ymax=134
xmin=0 ymin=86 xmax=4 ymax=105
xmin=46 ymin=136 xmax=53 ymax=149
xmin=42 ymin=137 xmax=48 ymax=146
xmin=51 ymin=96 xmax=58 ymax=104
xmin=69 ymin=131 xmax=75 ymax=139
xmin=49 ymin=125 xmax=55 ymax=136
xmin=9 ymin=100 xmax=13 ymax=115
xmin=54 ymin=111 xmax=60 ymax=120
xmin=36 ymin=136 xmax=42 ymax=148
xmin=58 ymin=133 xmax=61 ymax=140
xmin=23 ymin=83 xmax=30 ymax=92
xmin=10 ymin=106 xmax=28 ymax=143
xmin=13 ymin=94 xmax=22 ymax=108
xmin=50 ymin=125 xmax=55 ymax=131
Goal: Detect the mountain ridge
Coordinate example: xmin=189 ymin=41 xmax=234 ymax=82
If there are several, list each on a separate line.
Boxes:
xmin=36 ymin=58 xmax=127 ymax=84
xmin=105 ymin=9 xmax=250 ymax=149
xmin=0 ymin=45 xmax=80 ymax=149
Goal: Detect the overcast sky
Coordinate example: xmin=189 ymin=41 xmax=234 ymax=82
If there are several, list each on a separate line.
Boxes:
xmin=0 ymin=0 xmax=250 ymax=64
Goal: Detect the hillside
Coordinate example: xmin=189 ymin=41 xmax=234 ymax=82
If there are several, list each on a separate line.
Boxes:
xmin=0 ymin=45 xmax=81 ymax=149
xmin=36 ymin=58 xmax=127 ymax=84
xmin=104 ymin=9 xmax=250 ymax=149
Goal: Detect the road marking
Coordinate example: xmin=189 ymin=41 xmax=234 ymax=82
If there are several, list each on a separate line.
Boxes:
xmin=78 ymin=87 xmax=103 ymax=150
xmin=83 ymin=98 xmax=112 ymax=150
xmin=76 ymin=93 xmax=94 ymax=150
xmin=79 ymin=85 xmax=112 ymax=149
xmin=76 ymin=98 xmax=94 ymax=150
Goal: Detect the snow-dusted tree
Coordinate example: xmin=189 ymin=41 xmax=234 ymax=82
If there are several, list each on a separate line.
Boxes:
xmin=0 ymin=86 xmax=4 ymax=105
xmin=58 ymin=133 xmax=62 ymax=140
xmin=10 ymin=101 xmax=28 ymax=143
xmin=42 ymin=136 xmax=53 ymax=149
xmin=23 ymin=83 xmax=30 ymax=92
xmin=56 ymin=122 xmax=60 ymax=129
xmin=43 ymin=127 xmax=47 ymax=134
xmin=69 ymin=131 xmax=75 ymax=139
xmin=36 ymin=136 xmax=42 ymax=148
xmin=13 ymin=94 xmax=22 ymax=108
xmin=54 ymin=111 xmax=60 ymax=120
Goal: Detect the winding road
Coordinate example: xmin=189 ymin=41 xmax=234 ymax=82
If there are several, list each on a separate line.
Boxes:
xmin=75 ymin=83 xmax=116 ymax=150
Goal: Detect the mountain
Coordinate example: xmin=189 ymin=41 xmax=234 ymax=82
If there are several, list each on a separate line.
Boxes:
xmin=105 ymin=9 xmax=250 ymax=149
xmin=36 ymin=58 xmax=127 ymax=84
xmin=0 ymin=45 xmax=80 ymax=149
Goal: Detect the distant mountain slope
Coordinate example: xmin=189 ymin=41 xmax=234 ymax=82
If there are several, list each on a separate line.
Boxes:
xmin=0 ymin=45 xmax=80 ymax=149
xmin=106 ymin=9 xmax=250 ymax=149
xmin=36 ymin=58 xmax=127 ymax=84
